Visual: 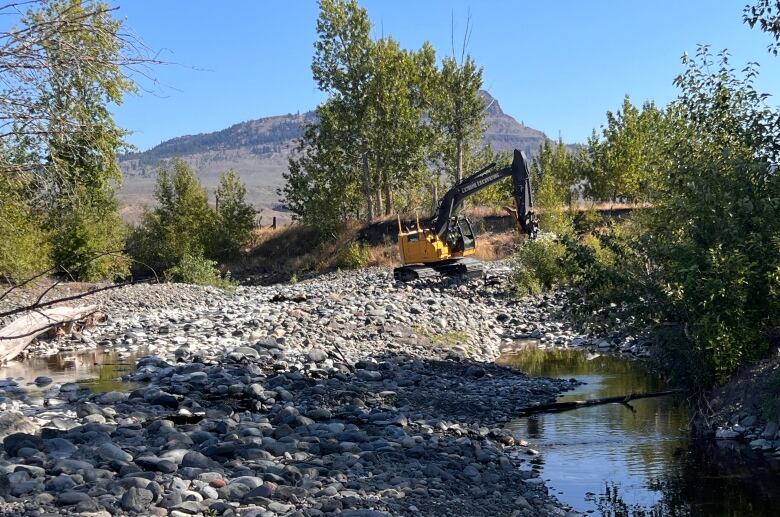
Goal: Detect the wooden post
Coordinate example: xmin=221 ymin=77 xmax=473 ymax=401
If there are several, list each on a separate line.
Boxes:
xmin=272 ymin=216 xmax=277 ymax=230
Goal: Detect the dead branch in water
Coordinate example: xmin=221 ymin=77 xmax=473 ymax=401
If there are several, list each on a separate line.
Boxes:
xmin=518 ymin=389 xmax=685 ymax=416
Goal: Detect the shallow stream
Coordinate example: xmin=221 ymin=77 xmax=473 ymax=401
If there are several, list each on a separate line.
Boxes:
xmin=0 ymin=348 xmax=146 ymax=393
xmin=499 ymin=344 xmax=780 ymax=515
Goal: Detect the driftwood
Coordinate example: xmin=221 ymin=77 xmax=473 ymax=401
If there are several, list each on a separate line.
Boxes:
xmin=0 ymin=305 xmax=100 ymax=363
xmin=517 ymin=389 xmax=685 ymax=416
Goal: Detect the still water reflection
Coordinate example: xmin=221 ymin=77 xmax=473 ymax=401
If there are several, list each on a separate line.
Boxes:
xmin=499 ymin=346 xmax=780 ymax=516
xmin=0 ymin=349 xmax=146 ymax=393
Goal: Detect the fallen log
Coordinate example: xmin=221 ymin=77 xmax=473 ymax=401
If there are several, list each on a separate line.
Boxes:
xmin=0 ymin=305 xmax=99 ymax=363
xmin=517 ymin=389 xmax=685 ymax=416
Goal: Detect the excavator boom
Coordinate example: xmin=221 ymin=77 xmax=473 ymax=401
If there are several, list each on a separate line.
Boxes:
xmin=432 ymin=149 xmax=538 ymax=237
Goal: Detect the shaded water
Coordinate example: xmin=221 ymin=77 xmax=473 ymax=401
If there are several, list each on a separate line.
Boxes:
xmin=499 ymin=346 xmax=780 ymax=516
xmin=0 ymin=349 xmax=146 ymax=393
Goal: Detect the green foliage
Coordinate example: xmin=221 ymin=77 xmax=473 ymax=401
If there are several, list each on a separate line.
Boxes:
xmin=430 ymin=56 xmax=485 ymax=184
xmin=215 ymin=169 xmax=256 ymax=261
xmin=165 ymin=252 xmax=235 ymax=290
xmin=0 ymin=179 xmax=52 ymax=280
xmin=573 ymin=208 xmax=602 ymax=234
xmin=645 ymin=47 xmax=780 ymax=381
xmin=530 ymin=138 xmax=578 ymax=235
xmin=336 ymin=241 xmax=371 ymax=269
xmin=133 ymin=159 xmax=217 ymax=272
xmin=512 ymin=233 xmax=571 ymax=295
xmin=51 ymin=193 xmax=129 ymax=281
xmin=562 ymin=222 xmax=661 ymax=331
xmin=744 ymin=0 xmax=780 ymax=55
xmin=580 ymin=97 xmax=669 ymax=203
xmin=1 ymin=0 xmax=139 ymax=281
xmin=530 ymin=48 xmax=780 ymax=385
xmin=283 ymin=0 xmax=489 ymax=230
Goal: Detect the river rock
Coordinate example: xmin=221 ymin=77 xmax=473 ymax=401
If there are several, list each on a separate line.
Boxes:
xmin=98 ymin=442 xmax=133 ymax=462
xmin=0 ymin=413 xmax=38 ymax=440
xmin=121 ymin=487 xmax=154 ymax=512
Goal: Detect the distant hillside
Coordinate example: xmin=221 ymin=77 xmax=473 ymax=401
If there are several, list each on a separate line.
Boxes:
xmin=118 ymin=92 xmax=549 ymax=223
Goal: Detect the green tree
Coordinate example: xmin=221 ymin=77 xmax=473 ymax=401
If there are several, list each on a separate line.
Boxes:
xmin=284 ymin=0 xmax=440 ymax=229
xmin=1 ymin=0 xmax=144 ymax=280
xmin=310 ymin=0 xmax=376 ymax=221
xmin=430 ymin=55 xmax=486 ymax=183
xmin=0 ymin=177 xmax=52 ymax=280
xmin=366 ymin=38 xmax=437 ymax=215
xmin=283 ymin=102 xmax=364 ymax=234
xmin=647 ymin=48 xmax=780 ymax=381
xmin=531 ymin=138 xmax=579 ymax=235
xmin=215 ymin=169 xmax=256 ymax=261
xmin=581 ymin=97 xmax=668 ymax=203
xmin=134 ymin=159 xmax=216 ymax=271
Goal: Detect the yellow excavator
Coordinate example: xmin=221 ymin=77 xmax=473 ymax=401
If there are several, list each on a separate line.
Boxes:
xmin=394 ymin=149 xmax=538 ymax=281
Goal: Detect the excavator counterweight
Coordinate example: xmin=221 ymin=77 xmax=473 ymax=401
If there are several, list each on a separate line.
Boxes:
xmin=393 ymin=149 xmax=538 ymax=282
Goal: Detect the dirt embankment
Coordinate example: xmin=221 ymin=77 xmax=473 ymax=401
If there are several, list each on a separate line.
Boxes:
xmin=230 ymin=208 xmax=528 ymax=284
xmin=698 ymin=352 xmax=780 ymax=448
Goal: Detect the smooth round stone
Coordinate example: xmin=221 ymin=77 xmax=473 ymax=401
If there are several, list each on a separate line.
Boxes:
xmin=34 ymin=376 xmax=53 ymax=387
xmin=98 ymin=442 xmax=133 ymax=462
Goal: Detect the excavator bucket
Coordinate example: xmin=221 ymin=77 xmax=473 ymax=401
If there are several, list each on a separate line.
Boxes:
xmin=511 ymin=150 xmax=539 ymax=238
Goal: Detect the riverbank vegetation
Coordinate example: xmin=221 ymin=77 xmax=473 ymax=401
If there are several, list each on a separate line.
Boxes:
xmin=514 ymin=4 xmax=780 ymax=387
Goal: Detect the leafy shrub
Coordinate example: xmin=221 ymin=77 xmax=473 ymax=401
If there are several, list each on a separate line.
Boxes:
xmin=525 ymin=49 xmax=780 ymax=385
xmin=642 ymin=49 xmax=780 ymax=382
xmin=336 ymin=241 xmax=371 ymax=269
xmin=0 ymin=186 xmax=52 ymax=280
xmin=165 ymin=252 xmax=235 ymax=289
xmin=512 ymin=233 xmax=570 ymax=295
xmin=573 ymin=208 xmax=602 ymax=235
xmin=50 ymin=195 xmax=129 ymax=281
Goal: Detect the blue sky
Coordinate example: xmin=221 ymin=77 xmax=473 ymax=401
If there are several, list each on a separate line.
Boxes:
xmin=47 ymin=1 xmax=780 ymax=149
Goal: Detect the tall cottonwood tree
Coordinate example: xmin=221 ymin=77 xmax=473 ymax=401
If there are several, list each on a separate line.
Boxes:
xmin=309 ymin=0 xmax=376 ymax=221
xmin=285 ymin=0 xmax=441 ymax=229
xmin=430 ymin=55 xmax=486 ymax=183
xmin=580 ymin=97 xmax=668 ymax=203
xmin=365 ymin=39 xmax=436 ymax=215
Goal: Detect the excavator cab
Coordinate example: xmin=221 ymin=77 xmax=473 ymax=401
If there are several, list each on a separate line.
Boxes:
xmin=446 ymin=216 xmax=476 ymax=253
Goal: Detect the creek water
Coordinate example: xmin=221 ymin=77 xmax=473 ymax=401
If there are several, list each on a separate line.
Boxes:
xmin=499 ymin=344 xmax=780 ymax=516
xmin=0 ymin=348 xmax=146 ymax=393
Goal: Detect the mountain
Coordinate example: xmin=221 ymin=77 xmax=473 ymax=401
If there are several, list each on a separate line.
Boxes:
xmin=118 ymin=92 xmax=548 ymax=223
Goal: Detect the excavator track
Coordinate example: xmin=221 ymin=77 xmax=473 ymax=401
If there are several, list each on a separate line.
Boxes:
xmin=393 ymin=257 xmax=484 ymax=282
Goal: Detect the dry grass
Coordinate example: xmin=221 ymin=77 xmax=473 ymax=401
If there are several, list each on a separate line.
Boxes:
xmin=473 ymin=231 xmax=519 ymax=262
xmin=462 ymin=206 xmax=513 ymax=218
xmin=367 ymin=242 xmax=400 ymax=267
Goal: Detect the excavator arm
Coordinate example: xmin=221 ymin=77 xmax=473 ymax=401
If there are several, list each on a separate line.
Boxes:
xmin=432 ymin=149 xmax=538 ymax=238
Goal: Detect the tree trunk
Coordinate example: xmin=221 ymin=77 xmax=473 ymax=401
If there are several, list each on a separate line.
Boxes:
xmin=361 ymin=153 xmax=373 ymax=222
xmin=431 ymin=182 xmax=438 ymax=217
xmin=516 ymin=389 xmax=684 ymax=417
xmin=375 ymin=188 xmax=383 ymax=218
xmin=456 ymin=139 xmax=464 ymax=183
xmin=383 ymin=181 xmax=393 ymax=216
